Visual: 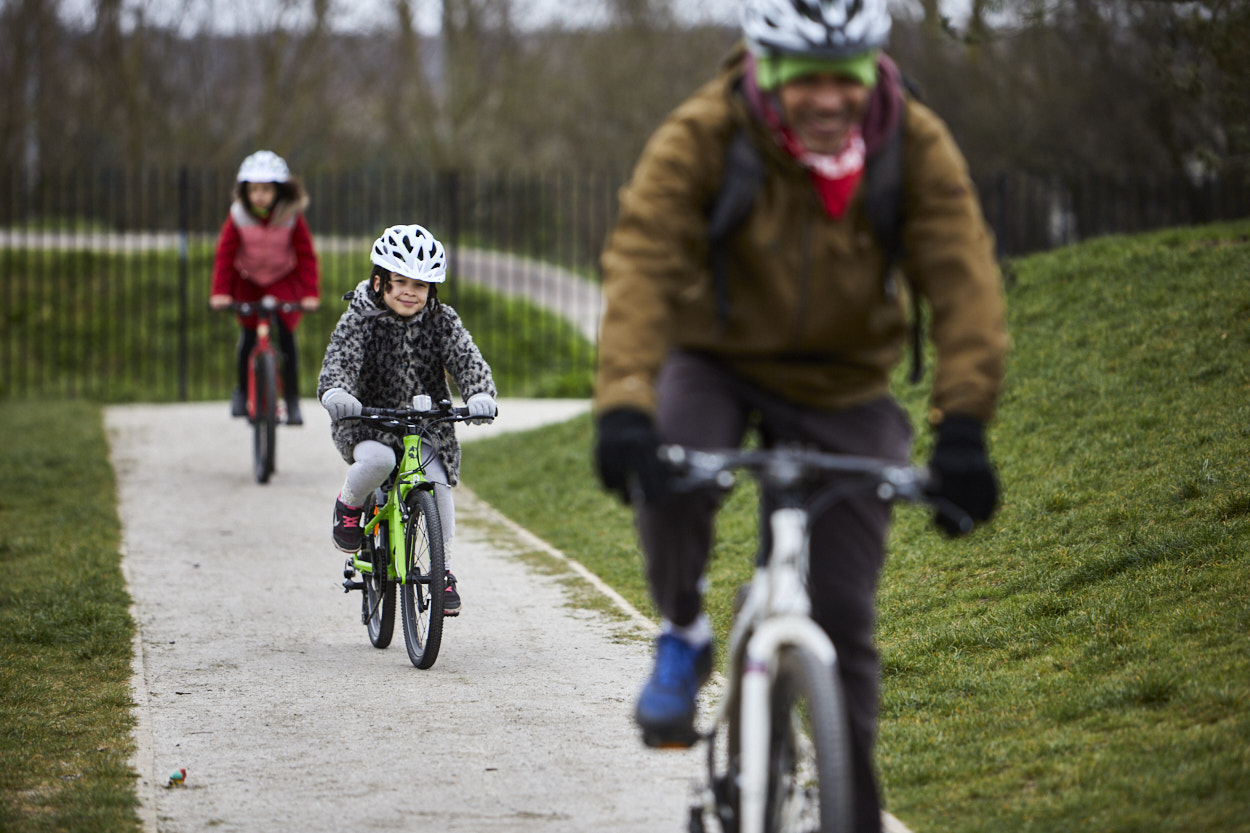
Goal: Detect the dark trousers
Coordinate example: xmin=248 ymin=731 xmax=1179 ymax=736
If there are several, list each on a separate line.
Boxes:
xmin=636 ymin=351 xmax=912 ymax=833
xmin=236 ymin=322 xmax=300 ymax=402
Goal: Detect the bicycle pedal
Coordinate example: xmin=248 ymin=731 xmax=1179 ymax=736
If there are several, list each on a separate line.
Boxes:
xmin=342 ymin=579 xmax=365 ymax=592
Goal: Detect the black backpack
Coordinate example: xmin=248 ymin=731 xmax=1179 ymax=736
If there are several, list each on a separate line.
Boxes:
xmin=705 ymin=94 xmax=924 ymax=383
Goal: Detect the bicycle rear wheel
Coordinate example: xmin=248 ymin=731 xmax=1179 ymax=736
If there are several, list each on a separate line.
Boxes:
xmin=252 ymin=351 xmax=277 ymax=483
xmin=360 ymin=495 xmax=395 ymax=649
xmin=764 ymin=646 xmax=853 ymax=833
xmin=400 ymin=488 xmax=445 ymax=669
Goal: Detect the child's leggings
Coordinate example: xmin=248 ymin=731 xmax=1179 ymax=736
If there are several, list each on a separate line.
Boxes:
xmin=339 ymin=439 xmax=456 ymax=565
xmin=236 ymin=323 xmax=299 ymax=400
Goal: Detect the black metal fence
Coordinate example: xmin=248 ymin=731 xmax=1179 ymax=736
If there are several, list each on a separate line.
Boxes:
xmin=2 ymin=165 xmax=1248 ymax=403
xmin=978 ymin=170 xmax=1250 ymax=256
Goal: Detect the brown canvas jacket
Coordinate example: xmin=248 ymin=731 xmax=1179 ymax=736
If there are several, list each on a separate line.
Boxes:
xmin=595 ymin=52 xmax=1008 ymax=426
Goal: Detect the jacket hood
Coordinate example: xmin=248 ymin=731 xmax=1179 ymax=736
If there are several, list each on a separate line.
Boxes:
xmin=271 ymin=181 xmax=309 ymax=226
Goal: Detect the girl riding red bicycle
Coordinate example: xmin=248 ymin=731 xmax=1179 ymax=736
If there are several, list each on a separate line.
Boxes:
xmin=209 ymin=150 xmax=321 ymax=425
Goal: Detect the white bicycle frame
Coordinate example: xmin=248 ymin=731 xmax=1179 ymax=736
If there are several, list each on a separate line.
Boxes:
xmin=727 ymin=506 xmax=839 ymax=833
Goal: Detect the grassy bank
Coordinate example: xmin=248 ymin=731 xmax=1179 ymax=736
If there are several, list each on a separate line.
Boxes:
xmin=0 ymin=402 xmax=139 ymax=832
xmin=461 ymin=219 xmax=1250 ymax=832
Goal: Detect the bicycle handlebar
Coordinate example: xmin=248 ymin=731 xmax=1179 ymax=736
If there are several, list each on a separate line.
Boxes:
xmin=658 ymin=444 xmax=973 ymax=534
xmin=213 ymin=298 xmax=305 ymax=316
xmin=360 ymin=404 xmax=473 ymax=419
xmin=337 ymin=400 xmax=496 ymax=434
xmin=660 ymin=444 xmax=929 ymax=497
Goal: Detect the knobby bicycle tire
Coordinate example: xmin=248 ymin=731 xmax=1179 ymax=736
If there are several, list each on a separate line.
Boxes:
xmin=252 ymin=351 xmax=278 ymax=483
xmin=764 ymin=646 xmax=853 ymax=833
xmin=400 ymin=488 xmax=445 ymax=669
xmin=361 ymin=494 xmax=396 ymax=649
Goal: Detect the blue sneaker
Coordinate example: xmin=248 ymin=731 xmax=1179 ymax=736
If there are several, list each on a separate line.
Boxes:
xmin=635 ymin=632 xmax=713 ymax=748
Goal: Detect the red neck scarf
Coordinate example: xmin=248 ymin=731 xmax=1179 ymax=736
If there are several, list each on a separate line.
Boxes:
xmin=778 ymin=125 xmax=866 ymax=219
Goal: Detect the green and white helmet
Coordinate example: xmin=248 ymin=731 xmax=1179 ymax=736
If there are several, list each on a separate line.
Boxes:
xmin=742 ymin=0 xmax=891 ymax=59
xmin=236 ymin=150 xmax=290 ymax=183
xmin=370 ymin=224 xmax=447 ymax=284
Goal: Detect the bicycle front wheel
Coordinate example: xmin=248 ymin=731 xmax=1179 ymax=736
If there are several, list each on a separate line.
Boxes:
xmin=360 ymin=495 xmax=395 ymax=649
xmin=399 ymin=488 xmax=445 ymax=669
xmin=252 ymin=351 xmax=277 ymax=483
xmin=764 ymin=646 xmax=853 ymax=833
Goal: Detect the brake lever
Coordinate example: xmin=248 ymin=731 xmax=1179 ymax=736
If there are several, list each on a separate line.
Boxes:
xmin=930 ymin=496 xmax=975 ymax=536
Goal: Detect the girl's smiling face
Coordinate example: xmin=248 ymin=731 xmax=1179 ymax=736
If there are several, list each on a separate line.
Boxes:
xmin=246 ymin=182 xmax=278 ymax=212
xmin=374 ymin=272 xmax=430 ymax=317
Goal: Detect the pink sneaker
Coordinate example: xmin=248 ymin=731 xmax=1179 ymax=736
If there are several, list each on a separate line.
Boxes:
xmin=332 ymin=499 xmax=363 ymax=552
xmin=443 ymin=572 xmax=461 ymax=616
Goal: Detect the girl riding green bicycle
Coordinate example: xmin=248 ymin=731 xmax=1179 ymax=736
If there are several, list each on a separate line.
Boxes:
xmin=318 ymin=223 xmax=497 ymax=616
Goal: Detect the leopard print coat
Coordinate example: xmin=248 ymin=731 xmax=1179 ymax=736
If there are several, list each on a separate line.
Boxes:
xmin=317 ymin=280 xmax=496 ymax=485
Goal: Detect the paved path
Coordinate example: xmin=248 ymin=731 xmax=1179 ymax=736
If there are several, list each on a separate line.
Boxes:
xmin=107 ymin=399 xmax=719 ymax=833
xmin=453 ymin=250 xmax=602 ymax=343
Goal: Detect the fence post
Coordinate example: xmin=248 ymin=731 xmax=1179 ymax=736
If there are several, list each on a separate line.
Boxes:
xmin=178 ymin=166 xmax=189 ymax=401
xmin=443 ymin=169 xmax=460 ymax=278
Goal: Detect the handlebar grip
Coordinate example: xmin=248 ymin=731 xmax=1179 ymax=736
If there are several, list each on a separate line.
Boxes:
xmin=919 ymin=469 xmax=976 ymax=536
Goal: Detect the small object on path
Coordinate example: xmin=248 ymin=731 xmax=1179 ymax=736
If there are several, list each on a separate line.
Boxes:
xmin=168 ymin=768 xmax=187 ymax=787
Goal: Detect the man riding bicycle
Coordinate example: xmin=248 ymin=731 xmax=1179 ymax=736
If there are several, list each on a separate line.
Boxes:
xmin=592 ymin=1 xmax=1008 ymax=831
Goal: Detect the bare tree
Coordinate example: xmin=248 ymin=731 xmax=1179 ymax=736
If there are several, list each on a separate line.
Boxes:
xmin=1 ymin=0 xmax=1243 ymax=184
xmin=0 ymin=0 xmax=64 ymax=173
xmin=434 ymin=0 xmax=521 ymax=167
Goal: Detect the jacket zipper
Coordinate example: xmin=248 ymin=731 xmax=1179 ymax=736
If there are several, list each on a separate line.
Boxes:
xmin=793 ymin=194 xmax=816 ymax=350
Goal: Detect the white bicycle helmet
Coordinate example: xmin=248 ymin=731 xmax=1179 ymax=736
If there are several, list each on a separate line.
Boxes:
xmin=370 ymin=224 xmax=447 ymax=284
xmin=236 ymin=150 xmax=290 ymax=183
xmin=742 ymin=0 xmax=891 ymax=59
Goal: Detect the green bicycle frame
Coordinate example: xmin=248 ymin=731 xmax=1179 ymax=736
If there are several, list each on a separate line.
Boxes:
xmin=349 ymin=431 xmax=434 ymax=586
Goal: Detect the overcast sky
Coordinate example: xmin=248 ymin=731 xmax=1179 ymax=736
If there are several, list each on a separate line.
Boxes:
xmin=57 ymin=0 xmax=748 ymax=36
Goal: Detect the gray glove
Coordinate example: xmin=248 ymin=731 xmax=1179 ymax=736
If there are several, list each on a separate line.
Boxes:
xmin=466 ymin=393 xmax=497 ymax=425
xmin=321 ymin=388 xmax=363 ymax=422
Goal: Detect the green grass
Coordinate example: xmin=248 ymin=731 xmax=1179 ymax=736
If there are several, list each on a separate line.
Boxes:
xmin=0 ymin=244 xmax=593 ymax=402
xmin=461 ymin=219 xmax=1250 ymax=832
xmin=0 ymin=401 xmax=140 ymax=832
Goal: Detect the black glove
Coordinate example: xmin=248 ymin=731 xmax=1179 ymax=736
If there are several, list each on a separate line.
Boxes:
xmin=927 ymin=414 xmax=999 ymax=537
xmin=594 ymin=408 xmax=669 ymax=504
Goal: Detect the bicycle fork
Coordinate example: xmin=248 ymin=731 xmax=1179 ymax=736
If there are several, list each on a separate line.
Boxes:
xmin=737 ymin=508 xmax=840 ymax=833
xmin=246 ymin=319 xmax=274 ymax=422
xmin=738 ymin=617 xmax=838 ymax=833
